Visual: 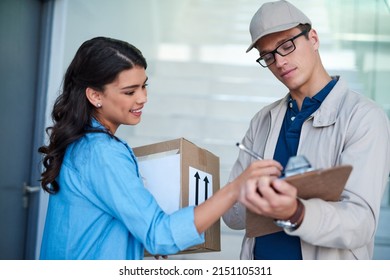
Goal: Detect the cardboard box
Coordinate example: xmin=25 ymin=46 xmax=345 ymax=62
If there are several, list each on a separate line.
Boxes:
xmin=133 ymin=138 xmax=221 ymax=254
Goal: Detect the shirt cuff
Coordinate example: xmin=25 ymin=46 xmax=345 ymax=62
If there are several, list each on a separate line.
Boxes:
xmin=169 ymin=206 xmax=205 ymax=250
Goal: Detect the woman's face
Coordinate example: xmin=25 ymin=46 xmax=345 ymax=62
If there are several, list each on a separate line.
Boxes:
xmin=94 ymin=66 xmax=148 ymax=134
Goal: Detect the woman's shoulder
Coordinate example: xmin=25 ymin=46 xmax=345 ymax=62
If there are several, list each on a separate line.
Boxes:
xmin=66 ymin=132 xmax=130 ymax=165
xmin=84 ymin=132 xmax=128 ymax=153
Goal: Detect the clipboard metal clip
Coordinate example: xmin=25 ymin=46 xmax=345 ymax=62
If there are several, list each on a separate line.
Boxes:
xmin=284 ymin=155 xmax=315 ymax=177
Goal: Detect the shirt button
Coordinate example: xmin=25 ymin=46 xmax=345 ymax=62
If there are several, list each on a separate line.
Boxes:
xmin=289 ymin=102 xmax=293 ymax=108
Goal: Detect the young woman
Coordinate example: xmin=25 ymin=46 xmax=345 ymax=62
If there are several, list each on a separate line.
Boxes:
xmin=38 ymin=36 xmax=282 ymax=260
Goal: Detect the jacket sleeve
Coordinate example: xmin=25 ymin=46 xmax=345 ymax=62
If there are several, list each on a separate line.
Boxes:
xmin=289 ymin=100 xmax=390 ymax=252
xmin=222 ymin=109 xmax=270 ymax=230
xmin=222 ymin=146 xmax=248 ymax=230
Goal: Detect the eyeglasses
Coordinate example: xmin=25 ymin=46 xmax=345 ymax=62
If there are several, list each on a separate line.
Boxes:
xmin=256 ymin=30 xmax=309 ymax=68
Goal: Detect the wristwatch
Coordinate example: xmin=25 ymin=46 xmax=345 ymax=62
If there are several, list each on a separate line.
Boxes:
xmin=274 ymin=199 xmax=304 ymax=230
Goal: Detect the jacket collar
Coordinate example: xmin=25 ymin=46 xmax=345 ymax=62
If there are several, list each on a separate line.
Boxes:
xmin=312 ymin=76 xmax=346 ymax=127
xmin=270 ymin=76 xmax=346 ymax=128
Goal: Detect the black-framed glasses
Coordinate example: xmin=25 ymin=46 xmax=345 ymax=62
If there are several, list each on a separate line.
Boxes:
xmin=256 ymin=29 xmax=309 ymax=68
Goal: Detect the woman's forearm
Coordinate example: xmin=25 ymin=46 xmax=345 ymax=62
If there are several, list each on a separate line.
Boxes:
xmin=193 ymin=181 xmax=239 ymax=233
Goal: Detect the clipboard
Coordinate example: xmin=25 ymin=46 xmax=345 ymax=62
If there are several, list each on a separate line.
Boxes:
xmin=246 ymin=165 xmax=353 ymax=238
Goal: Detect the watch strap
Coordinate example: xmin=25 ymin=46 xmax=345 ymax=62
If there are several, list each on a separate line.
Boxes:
xmin=274 ymin=199 xmax=304 ymax=230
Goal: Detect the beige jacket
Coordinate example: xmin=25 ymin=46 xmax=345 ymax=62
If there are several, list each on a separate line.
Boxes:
xmin=223 ymin=77 xmax=390 ymax=259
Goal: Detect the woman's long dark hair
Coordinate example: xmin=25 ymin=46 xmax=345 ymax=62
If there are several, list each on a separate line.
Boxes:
xmin=38 ymin=37 xmax=147 ymax=194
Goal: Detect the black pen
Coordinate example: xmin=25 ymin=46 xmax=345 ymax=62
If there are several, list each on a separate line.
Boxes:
xmin=236 ymin=142 xmax=263 ymax=160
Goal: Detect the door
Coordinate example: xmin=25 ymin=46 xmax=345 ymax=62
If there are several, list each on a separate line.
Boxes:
xmin=0 ymin=0 xmax=53 ymax=259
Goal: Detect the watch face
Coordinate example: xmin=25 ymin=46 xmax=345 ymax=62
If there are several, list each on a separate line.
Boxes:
xmin=274 ymin=219 xmax=297 ymax=229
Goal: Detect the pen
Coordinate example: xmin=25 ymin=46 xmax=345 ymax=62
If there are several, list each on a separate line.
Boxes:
xmin=236 ymin=142 xmax=263 ymax=160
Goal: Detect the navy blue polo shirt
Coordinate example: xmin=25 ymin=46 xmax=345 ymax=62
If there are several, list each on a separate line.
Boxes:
xmin=253 ymin=78 xmax=337 ymax=260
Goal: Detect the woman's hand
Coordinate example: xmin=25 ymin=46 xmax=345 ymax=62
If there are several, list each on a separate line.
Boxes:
xmin=238 ymin=159 xmax=283 ymax=181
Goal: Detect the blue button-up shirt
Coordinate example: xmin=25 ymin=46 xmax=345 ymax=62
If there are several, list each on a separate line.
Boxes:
xmin=40 ymin=119 xmax=204 ymax=260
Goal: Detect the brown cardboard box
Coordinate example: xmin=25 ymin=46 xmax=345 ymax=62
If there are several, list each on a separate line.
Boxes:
xmin=133 ymin=138 xmax=221 ymax=254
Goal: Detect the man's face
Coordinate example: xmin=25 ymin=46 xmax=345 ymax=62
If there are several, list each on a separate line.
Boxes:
xmin=255 ymin=27 xmax=319 ymax=93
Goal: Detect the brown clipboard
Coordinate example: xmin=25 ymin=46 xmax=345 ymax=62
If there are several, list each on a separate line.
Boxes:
xmin=246 ymin=165 xmax=353 ymax=238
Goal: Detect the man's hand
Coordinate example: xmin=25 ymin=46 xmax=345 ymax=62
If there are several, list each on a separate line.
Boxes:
xmin=238 ymin=176 xmax=299 ymax=220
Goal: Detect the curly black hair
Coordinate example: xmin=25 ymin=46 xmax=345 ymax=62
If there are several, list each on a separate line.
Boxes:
xmin=38 ymin=37 xmax=147 ymax=194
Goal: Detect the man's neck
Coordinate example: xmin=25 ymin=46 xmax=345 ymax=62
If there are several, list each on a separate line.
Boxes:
xmin=290 ymin=70 xmax=332 ymax=110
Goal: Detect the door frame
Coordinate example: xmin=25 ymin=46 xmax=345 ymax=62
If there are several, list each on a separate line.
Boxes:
xmin=24 ymin=0 xmax=55 ymax=260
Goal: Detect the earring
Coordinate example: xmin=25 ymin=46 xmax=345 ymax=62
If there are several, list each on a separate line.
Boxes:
xmin=96 ymin=103 xmax=102 ymax=108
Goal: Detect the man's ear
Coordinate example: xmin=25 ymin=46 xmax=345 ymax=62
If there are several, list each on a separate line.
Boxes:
xmin=309 ymin=29 xmax=320 ymax=51
xmin=86 ymin=87 xmax=102 ymax=108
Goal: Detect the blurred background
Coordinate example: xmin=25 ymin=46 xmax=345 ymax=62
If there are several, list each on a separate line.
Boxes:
xmin=1 ymin=0 xmax=389 ymax=259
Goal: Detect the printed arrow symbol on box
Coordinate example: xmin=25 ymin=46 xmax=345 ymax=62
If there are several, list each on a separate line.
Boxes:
xmin=194 ymin=172 xmax=200 ymax=206
xmin=204 ymin=176 xmax=209 ymax=200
